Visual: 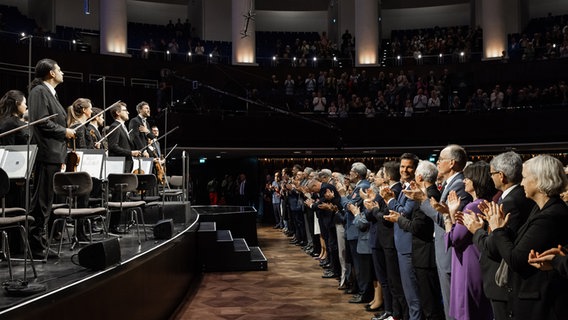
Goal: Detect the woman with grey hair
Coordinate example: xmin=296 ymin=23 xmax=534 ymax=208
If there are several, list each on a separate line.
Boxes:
xmin=464 ymin=154 xmax=568 ymax=319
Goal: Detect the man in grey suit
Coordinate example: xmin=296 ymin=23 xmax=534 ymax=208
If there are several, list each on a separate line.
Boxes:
xmin=404 ymin=144 xmax=472 ymax=319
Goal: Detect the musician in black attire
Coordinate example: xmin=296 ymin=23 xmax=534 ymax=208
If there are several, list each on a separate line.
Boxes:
xmin=87 ymin=107 xmax=105 ymax=149
xmin=128 ymin=101 xmax=154 ymax=153
xmin=28 ymin=58 xmax=76 ymax=259
xmin=108 ymin=102 xmax=143 ymax=173
xmin=0 ymin=89 xmax=29 ymax=145
xmin=67 ymin=98 xmax=94 ymax=149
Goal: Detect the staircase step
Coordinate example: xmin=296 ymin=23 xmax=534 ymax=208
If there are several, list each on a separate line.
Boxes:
xmin=233 ymin=238 xmax=249 ymax=252
xmin=250 ymin=246 xmax=267 ymax=263
xmin=216 ymin=229 xmax=233 ymax=242
xmin=198 ymin=221 xmax=216 ymax=232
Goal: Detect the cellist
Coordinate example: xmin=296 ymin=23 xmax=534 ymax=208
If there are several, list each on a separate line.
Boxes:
xmin=147 ymin=125 xmax=165 ymax=185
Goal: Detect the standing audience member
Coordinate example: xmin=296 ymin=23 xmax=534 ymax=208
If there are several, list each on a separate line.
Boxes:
xmin=380 ymin=153 xmax=422 ymax=320
xmin=444 ymin=161 xmax=496 ymax=320
xmin=385 ymin=160 xmax=445 ymax=320
xmin=470 ymin=151 xmax=533 ymax=320
xmin=405 ymin=144 xmax=472 ymax=319
xmin=463 ymin=155 xmax=568 ymax=319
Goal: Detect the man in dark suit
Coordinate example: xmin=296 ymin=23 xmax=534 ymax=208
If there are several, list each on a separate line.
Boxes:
xmin=28 ymin=58 xmax=76 ymax=258
xmin=405 ymin=144 xmax=473 ymax=320
xmin=128 ymin=101 xmax=154 ymax=152
xmin=380 ymin=153 xmax=422 ymax=320
xmin=108 ymin=102 xmax=143 ymax=173
xmin=385 ymin=160 xmax=445 ymax=320
xmin=368 ymin=161 xmax=407 ymax=320
xmin=471 ymin=151 xmax=533 ymax=320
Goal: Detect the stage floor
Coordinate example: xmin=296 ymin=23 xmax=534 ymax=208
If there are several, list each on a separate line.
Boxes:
xmin=0 ymin=201 xmax=197 ymax=316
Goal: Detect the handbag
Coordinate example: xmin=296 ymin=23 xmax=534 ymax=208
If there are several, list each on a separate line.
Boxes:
xmin=495 ymin=259 xmax=509 ymax=287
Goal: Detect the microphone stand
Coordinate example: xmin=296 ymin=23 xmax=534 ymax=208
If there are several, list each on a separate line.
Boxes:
xmin=1 ymin=114 xmax=58 ymax=296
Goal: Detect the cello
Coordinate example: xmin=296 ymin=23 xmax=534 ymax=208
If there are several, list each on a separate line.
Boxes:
xmin=147 ymin=139 xmax=165 ymax=184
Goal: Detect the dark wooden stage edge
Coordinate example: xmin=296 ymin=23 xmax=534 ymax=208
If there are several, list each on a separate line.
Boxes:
xmin=0 ymin=201 xmax=201 ymax=320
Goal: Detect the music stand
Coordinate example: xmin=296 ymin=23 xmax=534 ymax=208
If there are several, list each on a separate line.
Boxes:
xmin=0 ymin=145 xmax=38 ymax=180
xmin=75 ymin=149 xmax=106 ymax=179
xmin=104 ymin=157 xmax=125 ymax=176
xmin=132 ymin=158 xmax=153 ymax=175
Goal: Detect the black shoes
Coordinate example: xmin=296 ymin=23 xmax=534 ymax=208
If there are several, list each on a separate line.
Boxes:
xmin=349 ymin=293 xmax=371 ymax=304
xmin=366 ymin=303 xmax=384 ymax=312
xmin=322 ymin=270 xmax=339 ymax=279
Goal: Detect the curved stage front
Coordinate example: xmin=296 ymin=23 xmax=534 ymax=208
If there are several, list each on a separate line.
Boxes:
xmin=0 ymin=201 xmax=200 ymax=320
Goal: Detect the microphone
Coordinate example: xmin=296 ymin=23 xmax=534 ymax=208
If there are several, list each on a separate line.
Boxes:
xmin=96 ymin=77 xmax=105 ymax=82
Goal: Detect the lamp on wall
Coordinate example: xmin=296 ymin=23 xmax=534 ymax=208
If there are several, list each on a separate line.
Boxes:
xmin=84 ymin=0 xmax=90 ymax=15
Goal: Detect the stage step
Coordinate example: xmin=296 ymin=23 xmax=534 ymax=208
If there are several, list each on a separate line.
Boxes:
xmin=198 ymin=221 xmax=267 ymax=272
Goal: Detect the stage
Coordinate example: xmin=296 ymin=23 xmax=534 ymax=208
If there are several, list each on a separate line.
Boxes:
xmin=0 ymin=201 xmax=200 ymax=320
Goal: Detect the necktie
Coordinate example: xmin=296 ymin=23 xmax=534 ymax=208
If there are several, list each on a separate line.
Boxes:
xmin=142 ymin=118 xmax=148 ymax=128
xmin=54 ymin=93 xmax=59 ymax=101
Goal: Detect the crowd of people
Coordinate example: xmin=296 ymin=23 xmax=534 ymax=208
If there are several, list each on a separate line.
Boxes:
xmin=261 ymin=146 xmax=568 ymax=320
xmin=260 ymin=67 xmax=567 ymax=117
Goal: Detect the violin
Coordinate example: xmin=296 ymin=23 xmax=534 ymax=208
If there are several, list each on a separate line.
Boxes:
xmin=66 ymin=138 xmax=80 ymax=172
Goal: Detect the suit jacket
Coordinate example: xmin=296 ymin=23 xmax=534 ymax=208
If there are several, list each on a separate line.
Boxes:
xmin=421 ymin=172 xmax=472 ymax=274
xmin=353 ymin=212 xmax=372 ymax=254
xmin=397 ymin=184 xmax=440 ymax=268
xmin=341 ymin=179 xmax=370 ymax=241
xmin=28 ymin=83 xmax=68 ymax=164
xmin=388 ymin=182 xmax=417 ymax=255
xmin=472 ymin=184 xmax=534 ymax=300
xmin=128 ymin=115 xmax=155 ymax=150
xmin=365 ymin=193 xmax=390 ymax=250
xmin=108 ymin=120 xmax=134 ymax=173
xmin=490 ymin=196 xmax=568 ymax=319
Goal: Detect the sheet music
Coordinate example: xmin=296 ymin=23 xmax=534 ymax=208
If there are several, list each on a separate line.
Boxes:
xmin=132 ymin=158 xmax=153 ymax=174
xmin=79 ymin=152 xmax=104 ymax=179
xmin=1 ymin=150 xmax=28 ymax=179
xmin=105 ymin=157 xmax=125 ymax=176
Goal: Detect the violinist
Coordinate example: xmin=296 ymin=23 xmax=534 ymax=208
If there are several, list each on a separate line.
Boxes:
xmin=0 ymin=89 xmax=29 ymax=145
xmin=67 ymin=98 xmax=94 ymax=149
xmin=87 ymin=107 xmax=105 ymax=149
xmin=108 ymin=102 xmax=144 ymax=173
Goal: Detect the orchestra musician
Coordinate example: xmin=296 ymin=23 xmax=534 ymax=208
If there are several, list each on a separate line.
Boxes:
xmin=67 ymin=98 xmax=94 ymax=149
xmin=28 ymin=58 xmax=75 ymax=259
xmin=147 ymin=125 xmax=165 ymax=184
xmin=87 ymin=107 xmax=105 ymax=149
xmin=107 ymin=102 xmax=144 ymax=174
xmin=128 ymin=101 xmax=154 ymax=153
xmin=0 ymin=89 xmax=29 ymax=145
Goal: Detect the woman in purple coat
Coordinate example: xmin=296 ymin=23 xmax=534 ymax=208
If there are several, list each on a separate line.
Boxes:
xmin=444 ymin=161 xmax=496 ymax=320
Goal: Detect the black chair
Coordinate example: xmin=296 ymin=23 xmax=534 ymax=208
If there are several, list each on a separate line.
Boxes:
xmin=0 ymin=168 xmax=37 ymax=280
xmin=47 ymin=171 xmax=108 ymax=260
xmin=107 ymin=173 xmax=147 ymax=243
xmin=161 ymin=175 xmax=184 ymax=202
xmin=129 ymin=174 xmax=161 ymax=203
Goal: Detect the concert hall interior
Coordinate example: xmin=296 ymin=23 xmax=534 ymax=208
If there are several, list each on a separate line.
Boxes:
xmin=1 ymin=0 xmax=568 ymax=319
